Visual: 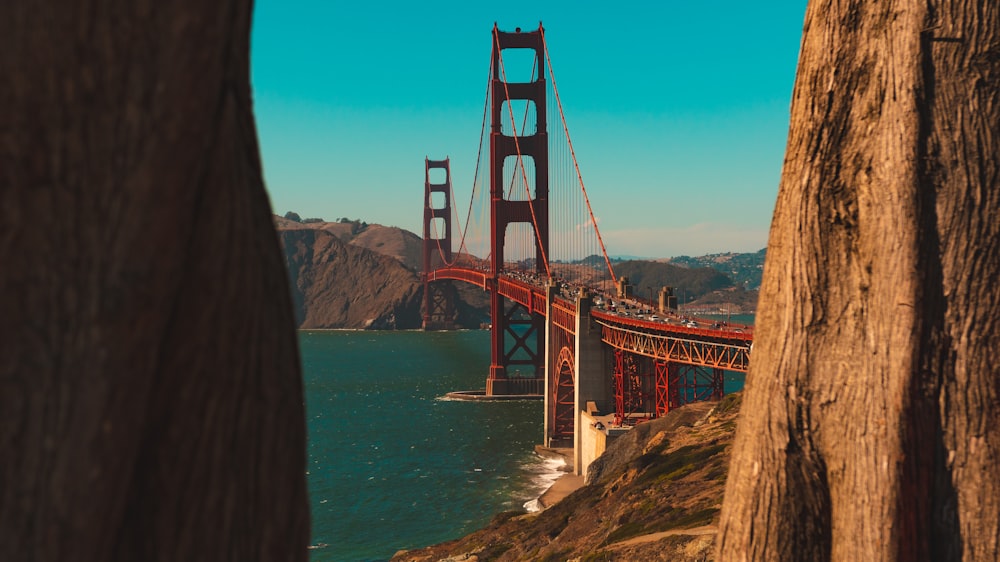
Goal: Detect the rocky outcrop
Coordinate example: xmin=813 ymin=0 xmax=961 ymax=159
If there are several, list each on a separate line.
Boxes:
xmin=279 ymin=225 xmax=423 ymax=329
xmin=392 ymin=394 xmax=741 ymax=562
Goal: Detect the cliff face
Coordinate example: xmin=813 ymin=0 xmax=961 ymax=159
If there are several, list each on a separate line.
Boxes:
xmin=392 ymin=395 xmax=741 ymax=562
xmin=275 ymin=217 xmax=489 ymax=329
xmin=279 ymin=225 xmax=423 ymax=329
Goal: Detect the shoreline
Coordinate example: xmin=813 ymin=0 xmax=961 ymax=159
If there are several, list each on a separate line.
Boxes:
xmin=530 ymin=446 xmax=585 ymax=510
xmin=536 ymin=473 xmax=585 ymax=509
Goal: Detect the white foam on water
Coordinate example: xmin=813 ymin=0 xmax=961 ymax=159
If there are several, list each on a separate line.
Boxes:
xmin=521 ymin=456 xmax=568 ymax=512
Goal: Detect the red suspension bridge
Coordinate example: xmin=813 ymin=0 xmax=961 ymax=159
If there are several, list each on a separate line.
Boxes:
xmin=422 ymin=24 xmax=753 ymax=475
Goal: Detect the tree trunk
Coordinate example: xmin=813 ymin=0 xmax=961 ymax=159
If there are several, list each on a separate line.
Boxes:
xmin=0 ymin=2 xmax=309 ymax=561
xmin=718 ymin=1 xmax=1000 ymax=560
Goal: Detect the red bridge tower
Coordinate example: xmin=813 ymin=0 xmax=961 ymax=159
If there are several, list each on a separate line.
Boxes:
xmin=487 ymin=24 xmax=549 ymax=395
xmin=422 ymin=157 xmax=457 ymax=330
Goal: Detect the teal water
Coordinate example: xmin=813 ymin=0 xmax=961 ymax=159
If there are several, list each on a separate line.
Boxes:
xmin=302 ymin=320 xmax=754 ymax=561
xmin=302 ymin=330 xmax=549 ymax=562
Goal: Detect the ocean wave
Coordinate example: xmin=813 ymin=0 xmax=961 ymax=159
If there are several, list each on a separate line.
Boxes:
xmin=520 ymin=456 xmax=568 ymax=512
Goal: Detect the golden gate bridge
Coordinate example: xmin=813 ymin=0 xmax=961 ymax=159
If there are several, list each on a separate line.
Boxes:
xmin=421 ymin=23 xmax=753 ymax=476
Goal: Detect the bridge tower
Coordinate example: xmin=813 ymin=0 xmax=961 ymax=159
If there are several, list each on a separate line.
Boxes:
xmin=422 ymin=157 xmax=457 ymax=330
xmin=487 ymin=24 xmax=549 ymax=395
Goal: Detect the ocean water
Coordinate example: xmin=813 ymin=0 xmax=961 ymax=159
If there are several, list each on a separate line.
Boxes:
xmin=302 ymin=321 xmax=752 ymax=561
xmin=302 ymin=330 xmax=551 ymax=562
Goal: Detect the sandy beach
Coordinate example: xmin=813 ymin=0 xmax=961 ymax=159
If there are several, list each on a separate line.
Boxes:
xmin=537 ymin=473 xmax=585 ymax=509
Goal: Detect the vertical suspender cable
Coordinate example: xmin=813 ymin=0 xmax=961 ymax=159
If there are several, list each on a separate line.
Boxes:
xmin=495 ymin=32 xmax=552 ymax=280
xmin=541 ymin=29 xmax=617 ymax=287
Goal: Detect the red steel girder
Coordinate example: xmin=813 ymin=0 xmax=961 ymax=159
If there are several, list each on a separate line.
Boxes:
xmin=597 ymin=321 xmax=751 ymax=372
xmin=669 ymin=365 xmax=724 ymax=406
xmin=427 ymin=267 xmax=487 ymax=289
xmin=422 ymin=280 xmax=456 ymax=330
xmin=612 ymin=351 xmax=655 ymax=426
xmin=654 ymin=360 xmax=680 ymax=416
xmin=551 ymin=344 xmax=575 ymax=443
xmin=613 ymin=350 xmax=625 ymax=426
xmin=501 ymin=301 xmax=543 ymax=375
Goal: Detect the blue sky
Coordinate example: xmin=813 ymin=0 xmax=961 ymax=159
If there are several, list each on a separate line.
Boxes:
xmin=251 ymin=1 xmax=808 ymax=258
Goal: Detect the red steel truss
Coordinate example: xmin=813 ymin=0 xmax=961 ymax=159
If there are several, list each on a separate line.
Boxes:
xmin=669 ymin=364 xmax=724 ymax=407
xmin=551 ymin=341 xmax=576 ymax=445
xmin=614 ymin=351 xmax=726 ymax=424
xmin=501 ymin=302 xmax=542 ymax=376
xmin=654 ymin=360 xmax=677 ymax=416
xmin=596 ymin=320 xmax=750 ymax=372
xmin=612 ymin=350 xmax=656 ymax=426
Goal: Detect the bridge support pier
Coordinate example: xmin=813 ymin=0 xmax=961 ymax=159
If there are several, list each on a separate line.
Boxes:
xmin=422 ymin=281 xmax=457 ymax=331
xmin=572 ymin=293 xmax=609 ymax=477
xmin=486 ymin=296 xmax=545 ymax=395
xmin=544 ymin=282 xmax=575 ymax=447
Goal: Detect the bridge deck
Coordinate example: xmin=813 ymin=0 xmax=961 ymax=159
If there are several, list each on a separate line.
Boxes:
xmin=427 ymin=267 xmax=752 ymax=372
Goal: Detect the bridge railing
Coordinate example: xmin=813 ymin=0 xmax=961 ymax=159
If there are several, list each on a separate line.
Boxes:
xmin=426 ymin=267 xmax=488 ymax=289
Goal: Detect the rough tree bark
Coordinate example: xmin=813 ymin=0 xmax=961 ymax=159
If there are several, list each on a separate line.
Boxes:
xmin=718 ymin=1 xmax=1000 ymax=560
xmin=0 ymin=2 xmax=309 ymax=561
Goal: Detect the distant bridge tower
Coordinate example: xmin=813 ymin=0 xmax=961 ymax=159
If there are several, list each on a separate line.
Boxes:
xmin=487 ymin=24 xmax=549 ymax=395
xmin=423 ymin=157 xmax=457 ymax=330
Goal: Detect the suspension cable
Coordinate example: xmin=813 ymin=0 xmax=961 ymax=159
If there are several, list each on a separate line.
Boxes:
xmin=541 ymin=28 xmax=617 ymax=286
xmin=432 ymin=47 xmax=495 ymax=268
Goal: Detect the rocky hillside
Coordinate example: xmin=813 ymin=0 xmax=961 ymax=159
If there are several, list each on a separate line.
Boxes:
xmin=275 ymin=216 xmax=489 ymax=329
xmin=279 ymin=223 xmax=422 ymax=329
xmin=274 ymin=215 xmax=424 ymax=271
xmin=392 ymin=394 xmax=741 ymax=562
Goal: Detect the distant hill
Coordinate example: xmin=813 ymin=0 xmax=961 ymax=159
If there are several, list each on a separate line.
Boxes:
xmin=275 ymin=215 xmax=423 ymax=271
xmin=275 ymin=213 xmax=763 ymax=326
xmin=612 ymin=260 xmax=736 ymax=307
xmin=274 ymin=215 xmax=488 ymax=329
xmin=278 ymin=221 xmax=421 ymax=329
xmin=667 ymin=249 xmax=766 ymax=290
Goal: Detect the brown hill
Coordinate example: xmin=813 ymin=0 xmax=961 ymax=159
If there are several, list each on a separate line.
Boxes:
xmin=392 ymin=394 xmax=741 ymax=562
xmin=275 ymin=216 xmax=489 ymax=329
xmin=274 ymin=217 xmax=422 ymax=270
xmin=280 ymin=226 xmax=422 ymax=329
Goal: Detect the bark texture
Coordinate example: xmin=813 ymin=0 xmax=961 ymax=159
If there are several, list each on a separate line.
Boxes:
xmin=0 ymin=2 xmax=309 ymax=561
xmin=718 ymin=1 xmax=1000 ymax=560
